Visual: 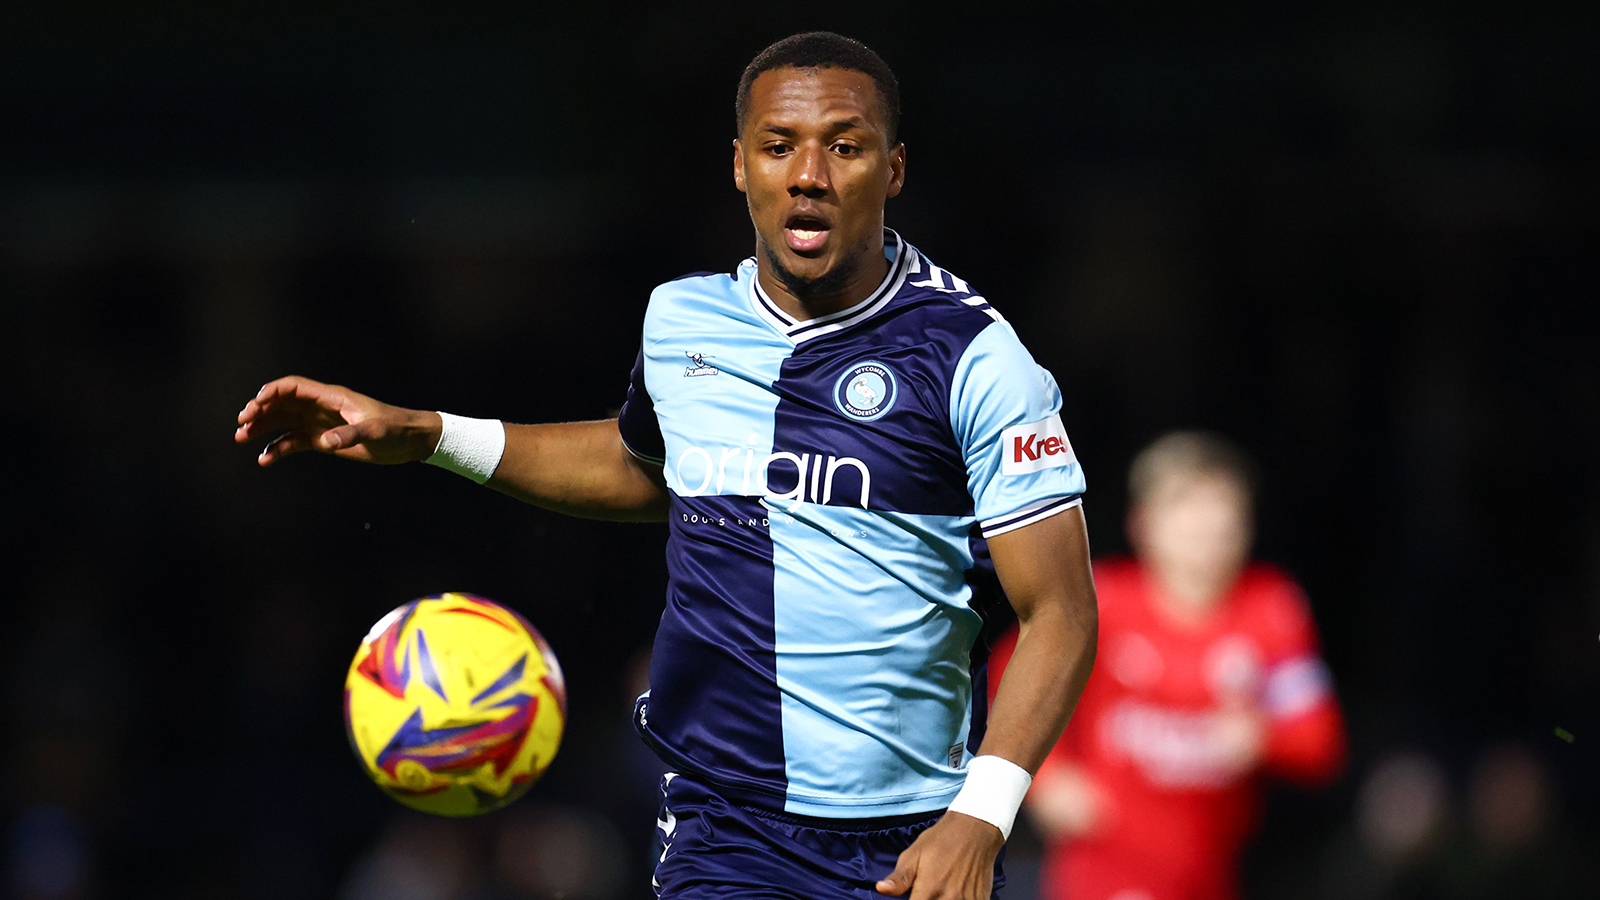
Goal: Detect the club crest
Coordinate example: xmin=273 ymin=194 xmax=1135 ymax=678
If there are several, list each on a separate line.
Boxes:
xmin=833 ymin=361 xmax=897 ymax=421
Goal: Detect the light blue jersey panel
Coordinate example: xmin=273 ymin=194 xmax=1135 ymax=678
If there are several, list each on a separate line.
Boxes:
xmin=952 ymin=321 xmax=1087 ymax=537
xmin=767 ymin=503 xmax=981 ymax=815
xmin=642 ymin=261 xmax=788 ymax=491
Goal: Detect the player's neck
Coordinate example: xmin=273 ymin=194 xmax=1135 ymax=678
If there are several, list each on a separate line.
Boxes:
xmin=756 ymin=240 xmax=891 ymax=322
xmin=1146 ymin=568 xmax=1234 ymax=629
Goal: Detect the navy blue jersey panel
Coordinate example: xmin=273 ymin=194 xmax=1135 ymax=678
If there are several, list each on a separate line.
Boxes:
xmin=618 ymin=346 xmax=665 ymax=463
xmin=768 ymin=296 xmax=995 ymax=516
xmin=966 ymin=662 xmax=990 ymax=758
xmin=639 ymin=494 xmax=787 ymax=800
xmin=963 ymin=528 xmax=1013 ymax=755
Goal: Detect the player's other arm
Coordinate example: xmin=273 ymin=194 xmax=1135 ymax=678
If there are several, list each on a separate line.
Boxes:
xmin=878 ymin=507 xmax=1097 ymax=900
xmin=977 ymin=505 xmax=1098 ymax=775
xmin=235 ymin=375 xmax=668 ymax=522
xmin=1258 ymin=595 xmax=1347 ymax=784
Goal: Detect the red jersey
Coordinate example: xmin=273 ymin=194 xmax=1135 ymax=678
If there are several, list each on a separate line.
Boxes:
xmin=990 ymin=558 xmax=1345 ymax=900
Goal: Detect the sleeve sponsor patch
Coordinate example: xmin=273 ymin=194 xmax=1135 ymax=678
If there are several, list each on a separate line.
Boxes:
xmin=999 ymin=415 xmax=1076 ymax=476
xmin=1263 ymin=655 xmax=1333 ymax=719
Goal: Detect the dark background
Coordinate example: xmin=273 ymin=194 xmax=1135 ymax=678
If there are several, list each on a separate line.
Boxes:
xmin=3 ymin=3 xmax=1597 ymax=898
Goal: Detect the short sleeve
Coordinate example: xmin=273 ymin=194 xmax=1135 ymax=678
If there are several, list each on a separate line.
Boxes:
xmin=1257 ymin=582 xmax=1336 ymax=720
xmin=951 ymin=322 xmax=1086 ymax=537
xmin=617 ymin=346 xmax=664 ymax=465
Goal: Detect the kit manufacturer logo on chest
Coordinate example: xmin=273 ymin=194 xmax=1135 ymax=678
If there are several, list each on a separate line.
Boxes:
xmin=684 ymin=351 xmax=720 ymax=377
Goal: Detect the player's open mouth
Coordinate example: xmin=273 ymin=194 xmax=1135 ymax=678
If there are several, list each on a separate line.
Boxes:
xmin=783 ymin=213 xmax=831 ymax=254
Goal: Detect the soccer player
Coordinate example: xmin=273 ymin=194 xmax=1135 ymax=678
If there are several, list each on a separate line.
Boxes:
xmin=989 ymin=432 xmax=1346 ymax=900
xmin=235 ymin=33 xmax=1098 ymax=900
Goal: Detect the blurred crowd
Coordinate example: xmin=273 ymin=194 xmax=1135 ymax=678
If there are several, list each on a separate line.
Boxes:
xmin=4 ymin=4 xmax=1596 ymax=898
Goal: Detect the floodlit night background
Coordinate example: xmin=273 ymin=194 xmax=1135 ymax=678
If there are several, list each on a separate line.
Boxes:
xmin=3 ymin=3 xmax=1597 ymax=898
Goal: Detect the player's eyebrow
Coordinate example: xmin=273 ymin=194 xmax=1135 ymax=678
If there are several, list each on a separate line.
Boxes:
xmin=755 ymin=118 xmax=873 ymax=138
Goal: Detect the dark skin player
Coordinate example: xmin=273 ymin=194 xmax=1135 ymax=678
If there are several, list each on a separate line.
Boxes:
xmin=235 ymin=65 xmax=1098 ymax=900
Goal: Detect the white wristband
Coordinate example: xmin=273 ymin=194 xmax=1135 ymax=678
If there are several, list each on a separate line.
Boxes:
xmin=424 ymin=412 xmax=505 ymax=484
xmin=945 ymin=754 xmax=1032 ymax=841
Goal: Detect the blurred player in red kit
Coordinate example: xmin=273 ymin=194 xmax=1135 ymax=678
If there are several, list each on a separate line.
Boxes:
xmin=990 ymin=432 xmax=1346 ymax=900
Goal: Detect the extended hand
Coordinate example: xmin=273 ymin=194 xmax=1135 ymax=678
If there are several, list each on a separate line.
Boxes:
xmin=235 ymin=375 xmax=440 ymax=466
xmin=875 ymin=811 xmax=1002 ymax=900
xmin=1210 ymin=703 xmax=1267 ymax=776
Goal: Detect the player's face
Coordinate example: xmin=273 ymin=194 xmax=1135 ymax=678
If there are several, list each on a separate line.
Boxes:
xmin=734 ymin=66 xmax=906 ymax=299
xmin=1130 ymin=474 xmax=1254 ymax=607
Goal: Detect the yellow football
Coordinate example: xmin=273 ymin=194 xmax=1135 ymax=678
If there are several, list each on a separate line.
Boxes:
xmin=343 ymin=593 xmax=566 ymax=816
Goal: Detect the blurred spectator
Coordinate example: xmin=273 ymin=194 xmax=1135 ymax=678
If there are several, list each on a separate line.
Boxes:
xmin=1320 ymin=743 xmax=1600 ymax=900
xmin=1434 ymin=743 xmax=1599 ymax=900
xmin=992 ymin=432 xmax=1346 ymax=900
xmin=1466 ymin=744 xmax=1546 ymax=856
xmin=338 ymin=802 xmax=628 ymax=900
xmin=1357 ymin=751 xmax=1451 ymax=867
xmin=340 ymin=815 xmax=475 ymax=900
xmin=1314 ymin=749 xmax=1452 ymax=900
xmin=493 ymin=802 xmax=627 ymax=900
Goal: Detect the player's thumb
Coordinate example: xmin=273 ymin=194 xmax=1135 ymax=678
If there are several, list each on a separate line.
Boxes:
xmin=319 ymin=420 xmax=376 ymax=452
xmin=875 ymin=852 xmax=918 ymax=896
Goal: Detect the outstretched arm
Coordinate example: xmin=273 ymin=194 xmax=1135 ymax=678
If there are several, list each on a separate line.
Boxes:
xmin=235 ymin=375 xmax=668 ymax=521
xmin=877 ymin=506 xmax=1097 ymax=900
xmin=491 ymin=421 xmax=668 ymax=521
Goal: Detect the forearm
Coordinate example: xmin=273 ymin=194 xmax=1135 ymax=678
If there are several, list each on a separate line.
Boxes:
xmin=979 ymin=597 xmax=1097 ymax=773
xmin=1263 ymin=704 xmax=1347 ymax=785
xmin=486 ymin=419 xmax=669 ymax=522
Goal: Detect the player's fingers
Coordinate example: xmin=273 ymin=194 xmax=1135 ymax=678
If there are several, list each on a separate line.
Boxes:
xmin=254 ymin=374 xmax=313 ymax=400
xmin=875 ymin=850 xmax=918 ymax=896
xmin=257 ymin=431 xmax=315 ymax=466
xmin=237 ymin=407 xmax=311 ymax=444
xmin=253 ymin=375 xmax=347 ymax=414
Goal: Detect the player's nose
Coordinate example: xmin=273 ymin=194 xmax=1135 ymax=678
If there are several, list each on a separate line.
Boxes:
xmin=789 ymin=144 xmax=830 ymax=197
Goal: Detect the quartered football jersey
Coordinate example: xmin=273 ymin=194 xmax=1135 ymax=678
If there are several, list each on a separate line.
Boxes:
xmin=619 ymin=230 xmax=1086 ymax=817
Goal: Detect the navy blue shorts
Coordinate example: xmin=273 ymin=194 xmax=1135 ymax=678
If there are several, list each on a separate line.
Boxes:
xmin=652 ymin=773 xmax=1005 ymax=899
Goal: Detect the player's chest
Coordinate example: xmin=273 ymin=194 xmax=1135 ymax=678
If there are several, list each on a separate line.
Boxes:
xmin=644 ymin=328 xmax=970 ymax=513
xmin=1101 ymin=627 xmax=1267 ymax=707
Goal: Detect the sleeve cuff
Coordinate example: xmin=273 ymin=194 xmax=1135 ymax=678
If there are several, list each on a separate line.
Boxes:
xmin=621 ymin=436 xmax=665 ymax=466
xmin=979 ymin=494 xmax=1082 ymax=538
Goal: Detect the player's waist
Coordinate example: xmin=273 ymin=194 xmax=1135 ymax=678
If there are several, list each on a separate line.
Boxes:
xmin=633 ymin=692 xmax=965 ymax=819
xmin=667 ymin=769 xmax=947 ymax=830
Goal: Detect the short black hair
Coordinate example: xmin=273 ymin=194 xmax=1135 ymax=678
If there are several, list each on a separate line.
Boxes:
xmin=735 ymin=32 xmax=900 ymax=143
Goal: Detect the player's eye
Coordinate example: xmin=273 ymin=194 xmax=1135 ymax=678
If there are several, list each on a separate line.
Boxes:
xmin=831 ymin=143 xmax=860 ymax=156
xmin=766 ymin=143 xmax=793 ymax=157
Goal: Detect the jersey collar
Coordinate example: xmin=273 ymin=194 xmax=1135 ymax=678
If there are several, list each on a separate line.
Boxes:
xmin=748 ymin=229 xmax=911 ymax=345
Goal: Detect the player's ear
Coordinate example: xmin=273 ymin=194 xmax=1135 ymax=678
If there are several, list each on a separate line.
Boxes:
xmin=733 ymin=139 xmax=747 ymax=193
xmin=886 ymin=142 xmax=906 ymax=199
